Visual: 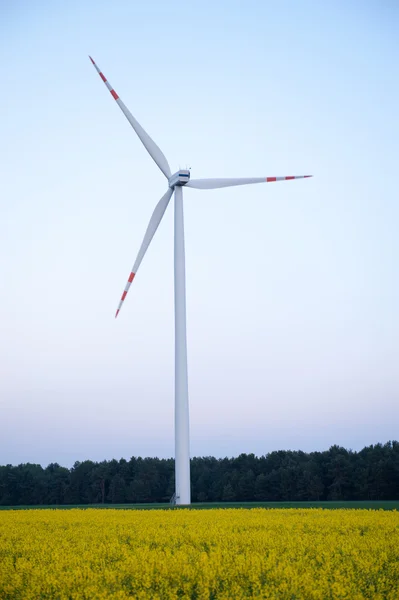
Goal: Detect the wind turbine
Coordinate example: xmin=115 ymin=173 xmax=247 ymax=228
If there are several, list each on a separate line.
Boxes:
xmin=89 ymin=56 xmax=312 ymax=505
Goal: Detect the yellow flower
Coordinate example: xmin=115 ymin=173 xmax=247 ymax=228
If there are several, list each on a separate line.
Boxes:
xmin=0 ymin=508 xmax=398 ymax=599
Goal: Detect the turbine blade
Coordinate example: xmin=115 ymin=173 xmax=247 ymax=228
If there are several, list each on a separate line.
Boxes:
xmin=186 ymin=175 xmax=312 ymax=189
xmin=115 ymin=188 xmax=174 ymax=318
xmin=89 ymin=56 xmax=171 ymax=178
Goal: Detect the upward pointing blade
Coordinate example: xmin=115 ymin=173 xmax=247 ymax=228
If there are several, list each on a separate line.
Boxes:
xmin=115 ymin=188 xmax=174 ymax=318
xmin=187 ymin=175 xmax=312 ymax=189
xmin=89 ymin=56 xmax=171 ymax=178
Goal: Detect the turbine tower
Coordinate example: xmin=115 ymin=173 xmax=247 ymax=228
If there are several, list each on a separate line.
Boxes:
xmin=89 ymin=56 xmax=312 ymax=505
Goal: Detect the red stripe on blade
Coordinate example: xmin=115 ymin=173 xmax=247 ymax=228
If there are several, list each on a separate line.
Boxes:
xmin=128 ymin=272 xmax=135 ymax=283
xmin=89 ymin=56 xmax=95 ymax=64
xmin=266 ymin=177 xmax=276 ymax=182
xmin=121 ymin=291 xmax=127 ymax=301
xmin=285 ymin=176 xmax=295 ymax=180
xmin=115 ymin=309 xmax=119 ymax=318
xmin=110 ymin=89 xmax=119 ymax=100
xmin=99 ymin=72 xmax=106 ymax=82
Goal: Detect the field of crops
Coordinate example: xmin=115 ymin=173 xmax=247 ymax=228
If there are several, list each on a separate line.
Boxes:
xmin=1 ymin=508 xmax=398 ymax=599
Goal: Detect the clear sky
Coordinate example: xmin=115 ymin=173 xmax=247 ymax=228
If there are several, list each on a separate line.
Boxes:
xmin=1 ymin=0 xmax=398 ymax=467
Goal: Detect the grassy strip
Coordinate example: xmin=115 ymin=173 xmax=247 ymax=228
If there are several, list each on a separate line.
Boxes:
xmin=1 ymin=500 xmax=398 ymax=510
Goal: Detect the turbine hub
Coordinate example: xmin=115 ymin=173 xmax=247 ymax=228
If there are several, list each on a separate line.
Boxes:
xmin=168 ymin=170 xmax=190 ymax=188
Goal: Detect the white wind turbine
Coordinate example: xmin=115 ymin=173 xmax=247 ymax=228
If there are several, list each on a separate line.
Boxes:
xmin=89 ymin=56 xmax=312 ymax=505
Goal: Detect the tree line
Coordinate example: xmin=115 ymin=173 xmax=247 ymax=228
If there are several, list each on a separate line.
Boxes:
xmin=1 ymin=441 xmax=398 ymax=505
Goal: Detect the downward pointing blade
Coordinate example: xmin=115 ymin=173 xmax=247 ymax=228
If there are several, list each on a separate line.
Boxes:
xmin=89 ymin=56 xmax=171 ymax=178
xmin=115 ymin=188 xmax=174 ymax=318
xmin=186 ymin=175 xmax=312 ymax=189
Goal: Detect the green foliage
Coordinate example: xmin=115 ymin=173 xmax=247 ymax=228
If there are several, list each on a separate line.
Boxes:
xmin=0 ymin=441 xmax=398 ymax=506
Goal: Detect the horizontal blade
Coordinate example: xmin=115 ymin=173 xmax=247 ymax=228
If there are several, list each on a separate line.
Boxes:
xmin=89 ymin=56 xmax=171 ymax=178
xmin=186 ymin=175 xmax=312 ymax=189
xmin=115 ymin=188 xmax=174 ymax=318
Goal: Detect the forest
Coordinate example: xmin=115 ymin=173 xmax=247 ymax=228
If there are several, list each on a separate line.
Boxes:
xmin=1 ymin=441 xmax=398 ymax=505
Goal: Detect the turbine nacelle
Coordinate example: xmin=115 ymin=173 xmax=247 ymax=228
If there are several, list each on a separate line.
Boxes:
xmin=168 ymin=170 xmax=190 ymax=188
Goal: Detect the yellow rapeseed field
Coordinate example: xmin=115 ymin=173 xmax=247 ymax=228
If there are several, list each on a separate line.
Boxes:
xmin=0 ymin=508 xmax=398 ymax=599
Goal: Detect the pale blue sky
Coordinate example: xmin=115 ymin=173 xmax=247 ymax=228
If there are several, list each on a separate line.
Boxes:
xmin=1 ymin=1 xmax=398 ymax=466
